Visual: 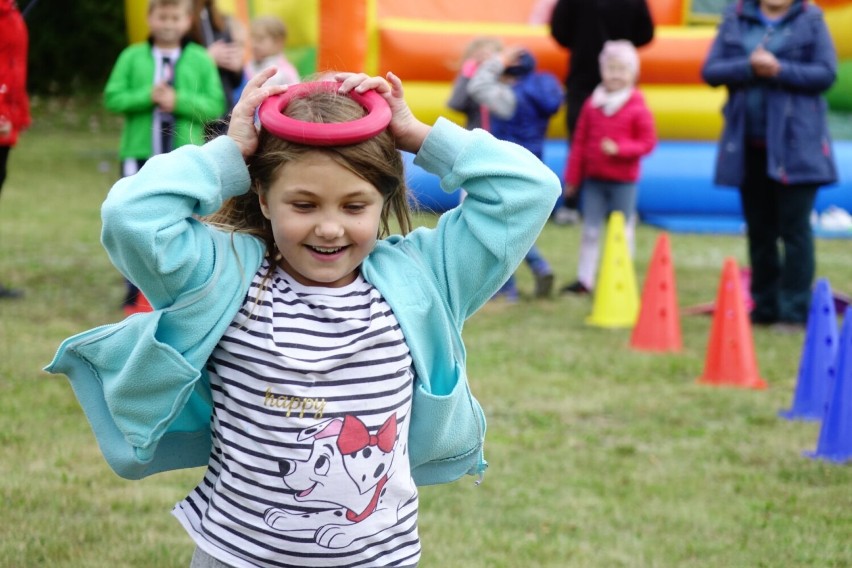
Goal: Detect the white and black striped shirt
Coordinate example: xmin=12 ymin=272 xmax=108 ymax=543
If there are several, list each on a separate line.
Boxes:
xmin=174 ymin=261 xmax=421 ymax=567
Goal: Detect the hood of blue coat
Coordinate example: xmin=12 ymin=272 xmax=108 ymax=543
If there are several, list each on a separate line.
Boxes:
xmin=738 ymin=0 xmax=806 ymax=22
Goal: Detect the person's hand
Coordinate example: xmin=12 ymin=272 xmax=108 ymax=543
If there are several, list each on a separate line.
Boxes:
xmin=208 ymin=39 xmax=244 ymax=73
xmin=750 ymin=46 xmax=780 ymax=78
xmin=500 ymin=46 xmax=526 ymax=68
xmin=227 ymin=66 xmax=288 ymax=159
xmin=563 ymin=183 xmax=577 ymax=198
xmin=152 ymin=83 xmax=176 ymax=112
xmin=601 ymin=137 xmax=619 ymax=156
xmin=334 ymin=71 xmax=431 ymax=154
xmin=461 ymin=58 xmax=479 ymax=78
xmin=0 ymin=116 xmax=11 ymax=137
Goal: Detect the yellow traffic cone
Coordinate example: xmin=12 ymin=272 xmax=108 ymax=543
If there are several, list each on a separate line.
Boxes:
xmin=586 ymin=211 xmax=639 ymax=328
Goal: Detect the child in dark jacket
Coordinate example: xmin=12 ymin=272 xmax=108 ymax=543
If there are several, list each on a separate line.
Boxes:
xmin=467 ymin=46 xmax=564 ymax=300
xmin=561 ymin=40 xmax=656 ymax=295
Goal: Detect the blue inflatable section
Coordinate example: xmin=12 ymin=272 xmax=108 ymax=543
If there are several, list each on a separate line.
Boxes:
xmin=404 ymin=140 xmax=852 ymax=237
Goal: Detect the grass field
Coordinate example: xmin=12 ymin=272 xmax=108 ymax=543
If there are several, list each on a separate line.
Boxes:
xmin=1 ymin=98 xmax=852 ymax=567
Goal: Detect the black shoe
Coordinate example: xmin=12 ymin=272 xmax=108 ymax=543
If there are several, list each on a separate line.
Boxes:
xmin=0 ymin=284 xmax=23 ymax=299
xmin=560 ymin=280 xmax=590 ymax=295
xmin=773 ymin=321 xmax=806 ymax=334
xmin=534 ymin=272 xmax=554 ymax=298
xmin=749 ymin=312 xmax=778 ymax=326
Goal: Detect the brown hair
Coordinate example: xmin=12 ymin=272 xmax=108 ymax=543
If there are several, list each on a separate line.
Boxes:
xmin=250 ymin=15 xmax=288 ymax=43
xmin=188 ymin=0 xmax=227 ymax=44
xmin=148 ymin=0 xmax=192 ymax=14
xmin=206 ymin=86 xmax=412 ymax=263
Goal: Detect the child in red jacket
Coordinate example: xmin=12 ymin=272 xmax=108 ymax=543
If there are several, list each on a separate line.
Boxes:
xmin=561 ymin=40 xmax=656 ymax=295
xmin=0 ymin=0 xmax=30 ymax=299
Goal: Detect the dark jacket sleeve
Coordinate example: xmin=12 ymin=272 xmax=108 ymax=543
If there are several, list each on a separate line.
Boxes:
xmin=628 ymin=0 xmax=655 ymax=47
xmin=774 ymin=9 xmax=837 ymax=93
xmin=549 ymin=0 xmax=578 ymax=48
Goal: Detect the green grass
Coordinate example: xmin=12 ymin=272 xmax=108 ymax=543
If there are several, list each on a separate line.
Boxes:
xmin=2 ymin=99 xmax=852 ymax=567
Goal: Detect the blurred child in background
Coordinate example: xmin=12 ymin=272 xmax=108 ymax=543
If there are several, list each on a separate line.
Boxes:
xmin=467 ymin=44 xmax=564 ymax=300
xmin=560 ymin=40 xmax=656 ymax=295
xmin=104 ymin=0 xmax=225 ymax=312
xmin=189 ymin=0 xmax=244 ymax=134
xmin=447 ymin=36 xmax=503 ymax=130
xmin=245 ymin=14 xmax=300 ymax=88
xmin=0 ymin=0 xmax=30 ymax=299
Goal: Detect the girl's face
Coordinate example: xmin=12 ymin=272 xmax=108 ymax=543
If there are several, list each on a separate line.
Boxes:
xmin=251 ymin=32 xmax=282 ymax=61
xmin=259 ymin=151 xmax=384 ymax=288
xmin=601 ymin=58 xmax=635 ymax=92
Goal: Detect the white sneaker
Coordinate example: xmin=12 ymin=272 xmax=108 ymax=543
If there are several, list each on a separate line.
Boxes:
xmin=553 ymin=207 xmax=580 ymax=225
xmin=820 ymin=206 xmax=852 ymax=231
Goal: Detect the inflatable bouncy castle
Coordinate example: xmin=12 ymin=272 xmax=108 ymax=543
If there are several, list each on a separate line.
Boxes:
xmin=126 ymin=0 xmax=852 ymax=233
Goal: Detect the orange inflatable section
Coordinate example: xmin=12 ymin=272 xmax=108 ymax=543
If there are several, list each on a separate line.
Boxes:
xmin=315 ymin=0 xmax=850 ymax=138
xmin=320 ymin=0 xmax=715 ymax=86
xmin=377 ymin=23 xmax=713 ymax=85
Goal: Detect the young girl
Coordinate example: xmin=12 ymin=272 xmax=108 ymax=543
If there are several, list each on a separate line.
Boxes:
xmin=446 ymin=35 xmax=503 ymax=130
xmin=244 ymin=14 xmax=300 ymax=87
xmin=560 ymin=40 xmax=656 ymax=295
xmin=46 ymin=68 xmax=560 ymax=567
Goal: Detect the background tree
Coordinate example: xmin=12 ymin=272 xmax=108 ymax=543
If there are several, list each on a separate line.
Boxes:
xmin=24 ymin=0 xmax=126 ymax=94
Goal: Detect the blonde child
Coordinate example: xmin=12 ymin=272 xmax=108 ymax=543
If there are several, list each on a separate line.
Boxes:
xmin=447 ymin=36 xmax=503 ymax=130
xmin=245 ymin=14 xmax=299 ymax=87
xmin=46 ymin=68 xmax=560 ymax=567
xmin=561 ymin=40 xmax=656 ymax=295
xmin=466 ymin=44 xmax=564 ymax=300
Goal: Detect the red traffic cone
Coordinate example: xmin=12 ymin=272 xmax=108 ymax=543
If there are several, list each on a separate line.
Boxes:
xmin=697 ymin=257 xmax=767 ymax=389
xmin=136 ymin=292 xmax=153 ymax=312
xmin=123 ymin=291 xmax=154 ymax=316
xmin=630 ymin=233 xmax=682 ymax=352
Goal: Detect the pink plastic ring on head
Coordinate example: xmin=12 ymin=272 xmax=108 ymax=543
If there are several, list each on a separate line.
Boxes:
xmin=257 ymin=81 xmax=392 ymax=146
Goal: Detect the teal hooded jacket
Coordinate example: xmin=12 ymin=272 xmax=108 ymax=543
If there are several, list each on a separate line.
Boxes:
xmin=45 ymin=118 xmax=560 ymax=486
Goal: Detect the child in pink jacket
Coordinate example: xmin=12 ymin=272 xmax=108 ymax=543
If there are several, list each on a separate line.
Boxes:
xmin=561 ymin=40 xmax=656 ymax=295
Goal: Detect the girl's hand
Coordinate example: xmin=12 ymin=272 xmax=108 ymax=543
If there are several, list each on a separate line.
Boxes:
xmin=227 ymin=66 xmax=288 ymax=159
xmin=563 ymin=183 xmax=577 ymax=198
xmin=601 ymin=137 xmax=619 ymax=156
xmin=750 ymin=46 xmax=780 ymax=78
xmin=208 ymin=39 xmax=244 ymax=73
xmin=334 ymin=71 xmax=431 ymax=154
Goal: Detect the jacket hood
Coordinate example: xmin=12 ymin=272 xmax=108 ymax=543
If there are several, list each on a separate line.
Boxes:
xmin=504 ymin=50 xmax=536 ymax=77
xmin=738 ymin=0 xmax=807 ymax=20
xmin=0 ymin=0 xmax=18 ymax=15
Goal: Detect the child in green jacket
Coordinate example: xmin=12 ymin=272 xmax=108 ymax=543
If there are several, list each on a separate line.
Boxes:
xmin=104 ymin=0 xmax=225 ymax=310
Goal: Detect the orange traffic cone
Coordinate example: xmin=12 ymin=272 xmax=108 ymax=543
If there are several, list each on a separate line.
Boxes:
xmin=630 ymin=232 xmax=682 ymax=352
xmin=586 ymin=211 xmax=639 ymax=328
xmin=697 ymin=257 xmax=767 ymax=389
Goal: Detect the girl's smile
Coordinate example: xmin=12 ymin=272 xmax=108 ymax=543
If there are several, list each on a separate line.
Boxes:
xmin=259 ymin=151 xmax=384 ymax=288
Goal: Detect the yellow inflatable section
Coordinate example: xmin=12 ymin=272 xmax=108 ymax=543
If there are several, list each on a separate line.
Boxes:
xmin=124 ymin=0 xmax=319 ymax=77
xmin=125 ymin=0 xmax=851 ymax=139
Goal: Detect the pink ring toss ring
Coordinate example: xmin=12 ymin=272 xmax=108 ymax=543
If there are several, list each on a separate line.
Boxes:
xmin=257 ymin=81 xmax=392 ymax=146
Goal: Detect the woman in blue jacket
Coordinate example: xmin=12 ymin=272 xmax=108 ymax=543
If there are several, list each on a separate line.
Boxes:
xmin=702 ymin=0 xmax=837 ymax=327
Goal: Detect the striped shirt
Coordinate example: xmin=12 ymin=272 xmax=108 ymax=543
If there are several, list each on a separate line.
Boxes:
xmin=174 ymin=261 xmax=421 ymax=567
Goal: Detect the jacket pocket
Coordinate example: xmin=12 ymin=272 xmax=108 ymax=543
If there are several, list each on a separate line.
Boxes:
xmin=408 ymin=362 xmax=487 ymax=485
xmin=70 ymin=311 xmax=205 ymax=456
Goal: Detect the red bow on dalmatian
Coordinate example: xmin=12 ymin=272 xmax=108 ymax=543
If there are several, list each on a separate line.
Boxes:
xmin=337 ymin=414 xmax=397 ymax=455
